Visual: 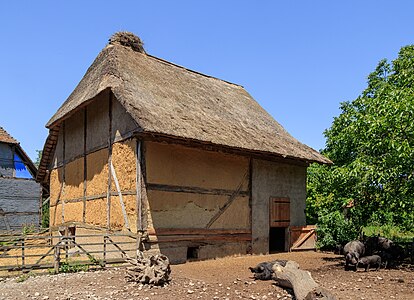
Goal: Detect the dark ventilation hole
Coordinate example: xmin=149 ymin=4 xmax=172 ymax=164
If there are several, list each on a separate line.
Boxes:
xmin=187 ymin=246 xmax=199 ymax=260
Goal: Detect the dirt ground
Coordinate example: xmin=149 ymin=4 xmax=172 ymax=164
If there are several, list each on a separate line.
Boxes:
xmin=0 ymin=251 xmax=413 ymax=300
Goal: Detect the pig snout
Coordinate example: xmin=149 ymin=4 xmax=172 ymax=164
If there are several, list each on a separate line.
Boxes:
xmin=346 ymin=253 xmax=358 ymax=265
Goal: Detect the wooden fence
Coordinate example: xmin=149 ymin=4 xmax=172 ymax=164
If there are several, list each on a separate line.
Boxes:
xmin=0 ymin=232 xmax=138 ymax=274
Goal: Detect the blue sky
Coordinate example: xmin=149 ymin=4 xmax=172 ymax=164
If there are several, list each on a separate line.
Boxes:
xmin=1 ymin=1 xmax=414 ymax=161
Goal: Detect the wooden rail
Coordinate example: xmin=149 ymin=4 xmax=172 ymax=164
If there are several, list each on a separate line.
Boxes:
xmin=0 ymin=233 xmax=139 ymax=274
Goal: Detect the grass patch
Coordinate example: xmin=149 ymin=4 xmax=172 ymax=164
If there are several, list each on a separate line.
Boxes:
xmin=363 ymin=224 xmax=414 ymax=242
xmin=16 ymin=272 xmax=35 ymax=283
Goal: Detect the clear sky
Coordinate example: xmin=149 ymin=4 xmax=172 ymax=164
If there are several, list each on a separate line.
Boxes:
xmin=1 ymin=1 xmax=414 ymax=161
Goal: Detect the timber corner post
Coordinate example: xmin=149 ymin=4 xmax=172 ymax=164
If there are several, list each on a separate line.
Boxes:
xmin=135 ymin=137 xmax=147 ymax=257
xmin=106 ymin=93 xmax=113 ymax=230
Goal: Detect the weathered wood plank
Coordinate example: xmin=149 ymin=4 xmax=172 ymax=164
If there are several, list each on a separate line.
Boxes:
xmin=269 ymin=197 xmax=290 ymax=228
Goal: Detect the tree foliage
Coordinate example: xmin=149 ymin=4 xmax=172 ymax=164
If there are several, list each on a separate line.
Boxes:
xmin=308 ymin=45 xmax=414 ymax=247
xmin=34 ymin=150 xmax=42 ymax=168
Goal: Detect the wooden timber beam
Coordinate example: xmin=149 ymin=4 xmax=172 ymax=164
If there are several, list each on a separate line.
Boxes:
xmin=146 ymin=183 xmax=249 ymax=197
xmin=147 ymin=228 xmax=251 ymax=236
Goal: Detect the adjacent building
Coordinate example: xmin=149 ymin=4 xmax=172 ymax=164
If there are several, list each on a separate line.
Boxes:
xmin=0 ymin=127 xmax=41 ymax=232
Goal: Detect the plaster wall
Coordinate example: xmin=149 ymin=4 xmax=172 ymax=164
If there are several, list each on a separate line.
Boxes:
xmin=146 ymin=191 xmax=249 ymax=229
xmin=111 ymin=139 xmax=136 ymax=192
xmin=86 ymin=148 xmax=108 ymax=196
xmin=61 ymin=158 xmax=83 ymax=201
xmin=145 ymin=142 xmax=250 ymax=231
xmin=251 ymin=159 xmax=307 ymax=254
xmin=146 ymin=142 xmax=249 ymax=191
xmin=48 ymin=93 xmax=139 ymax=229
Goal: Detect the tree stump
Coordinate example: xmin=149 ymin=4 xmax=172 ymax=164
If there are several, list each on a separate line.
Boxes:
xmin=125 ymin=253 xmax=171 ymax=286
xmin=272 ymin=260 xmax=337 ymax=300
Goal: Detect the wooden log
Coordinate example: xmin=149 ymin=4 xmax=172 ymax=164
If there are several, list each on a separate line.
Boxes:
xmin=125 ymin=254 xmax=171 ymax=286
xmin=272 ymin=261 xmax=337 ymax=300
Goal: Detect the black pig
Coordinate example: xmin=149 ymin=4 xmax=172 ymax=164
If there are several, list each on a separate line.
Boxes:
xmin=358 ymin=255 xmax=381 ymax=271
xmin=379 ymin=244 xmax=405 ymax=268
xmin=249 ymin=260 xmax=287 ymax=280
xmin=364 ymin=235 xmax=393 ymax=255
xmin=344 ymin=240 xmax=365 ymax=271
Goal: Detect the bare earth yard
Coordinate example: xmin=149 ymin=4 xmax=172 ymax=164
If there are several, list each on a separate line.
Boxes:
xmin=0 ymin=251 xmax=413 ymax=300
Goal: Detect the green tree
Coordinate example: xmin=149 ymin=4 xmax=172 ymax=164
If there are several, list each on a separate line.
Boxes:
xmin=34 ymin=150 xmax=42 ymax=168
xmin=308 ymin=45 xmax=414 ymax=247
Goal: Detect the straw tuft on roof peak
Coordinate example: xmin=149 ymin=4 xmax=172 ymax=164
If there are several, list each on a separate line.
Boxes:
xmin=109 ymin=31 xmax=146 ymax=53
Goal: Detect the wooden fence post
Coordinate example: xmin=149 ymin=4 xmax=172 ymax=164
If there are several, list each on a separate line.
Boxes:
xmin=54 ymin=245 xmax=61 ymax=274
xmin=21 ymin=238 xmax=25 ymax=269
xmin=65 ymin=237 xmax=69 ymax=260
xmin=103 ymin=235 xmax=107 ymax=267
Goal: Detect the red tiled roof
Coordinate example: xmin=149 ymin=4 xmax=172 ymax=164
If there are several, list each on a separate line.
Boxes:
xmin=0 ymin=127 xmax=18 ymax=144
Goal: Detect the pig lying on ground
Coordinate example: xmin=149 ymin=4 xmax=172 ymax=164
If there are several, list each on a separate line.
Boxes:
xmin=249 ymin=260 xmax=287 ymax=280
xmin=344 ymin=240 xmax=365 ymax=271
xmin=358 ymin=255 xmax=381 ymax=271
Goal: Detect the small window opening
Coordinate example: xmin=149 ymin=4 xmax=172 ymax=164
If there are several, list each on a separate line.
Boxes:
xmin=187 ymin=246 xmax=199 ymax=260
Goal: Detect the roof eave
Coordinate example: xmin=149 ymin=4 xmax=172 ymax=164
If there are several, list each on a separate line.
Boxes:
xmin=133 ymin=131 xmax=331 ymax=166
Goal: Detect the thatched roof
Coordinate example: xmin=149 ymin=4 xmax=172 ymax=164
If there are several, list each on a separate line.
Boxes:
xmin=45 ymin=32 xmax=330 ymax=169
xmin=0 ymin=127 xmax=18 ymax=144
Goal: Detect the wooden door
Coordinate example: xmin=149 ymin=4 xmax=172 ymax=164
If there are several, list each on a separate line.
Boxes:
xmin=269 ymin=197 xmax=290 ymax=227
